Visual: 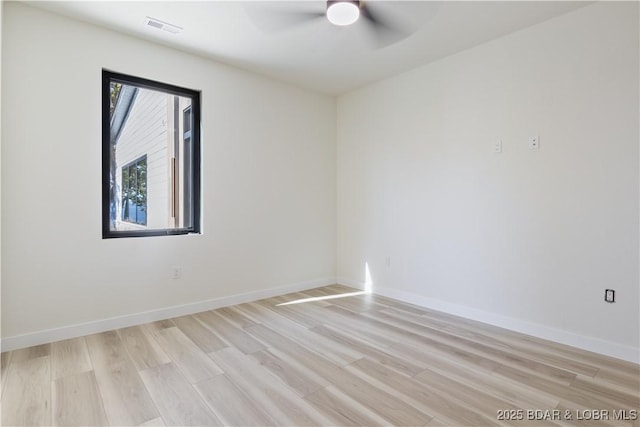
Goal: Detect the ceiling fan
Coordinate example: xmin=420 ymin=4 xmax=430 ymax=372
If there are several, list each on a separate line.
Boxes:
xmin=325 ymin=0 xmax=377 ymax=27
xmin=248 ymin=0 xmax=415 ymax=49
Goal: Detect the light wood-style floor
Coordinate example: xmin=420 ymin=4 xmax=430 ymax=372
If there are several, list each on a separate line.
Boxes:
xmin=1 ymin=284 xmax=638 ymax=426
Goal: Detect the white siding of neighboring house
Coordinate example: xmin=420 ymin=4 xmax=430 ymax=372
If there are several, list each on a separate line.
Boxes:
xmin=114 ymin=89 xmax=170 ymax=230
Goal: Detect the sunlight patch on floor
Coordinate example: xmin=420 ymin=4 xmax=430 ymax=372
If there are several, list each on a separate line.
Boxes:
xmin=276 ymin=291 xmax=367 ymax=306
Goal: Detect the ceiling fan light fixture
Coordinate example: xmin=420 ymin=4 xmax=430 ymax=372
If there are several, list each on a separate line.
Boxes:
xmin=326 ymin=1 xmax=360 ymax=26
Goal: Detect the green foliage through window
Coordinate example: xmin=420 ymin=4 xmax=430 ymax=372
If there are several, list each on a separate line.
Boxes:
xmin=121 ymin=156 xmax=147 ymax=225
xmin=109 ymin=82 xmax=122 ymax=119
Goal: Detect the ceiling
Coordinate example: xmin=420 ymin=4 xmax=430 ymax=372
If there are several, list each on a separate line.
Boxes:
xmin=28 ymin=1 xmax=590 ymax=95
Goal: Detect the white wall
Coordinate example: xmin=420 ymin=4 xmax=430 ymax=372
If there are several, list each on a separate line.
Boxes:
xmin=1 ymin=3 xmax=336 ymax=345
xmin=337 ymin=2 xmax=639 ymax=361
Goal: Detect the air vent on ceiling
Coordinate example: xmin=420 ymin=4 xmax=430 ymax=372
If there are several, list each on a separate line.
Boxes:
xmin=144 ymin=17 xmax=182 ymax=34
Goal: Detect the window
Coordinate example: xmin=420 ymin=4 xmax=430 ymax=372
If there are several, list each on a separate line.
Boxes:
xmin=102 ymin=70 xmax=201 ymax=238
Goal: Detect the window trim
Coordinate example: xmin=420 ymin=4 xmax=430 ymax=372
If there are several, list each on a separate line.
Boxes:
xmin=102 ymin=69 xmax=201 ymax=239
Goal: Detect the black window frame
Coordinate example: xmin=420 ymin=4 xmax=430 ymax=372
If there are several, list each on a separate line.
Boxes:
xmin=102 ymin=69 xmax=201 ymax=239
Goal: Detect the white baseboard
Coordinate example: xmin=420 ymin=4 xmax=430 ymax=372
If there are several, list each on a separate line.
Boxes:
xmin=368 ymin=285 xmax=639 ymax=364
xmin=1 ymin=277 xmax=336 ymax=352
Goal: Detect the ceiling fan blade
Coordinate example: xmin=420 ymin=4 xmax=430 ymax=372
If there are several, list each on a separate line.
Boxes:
xmin=245 ymin=3 xmax=326 ymax=34
xmin=360 ymin=2 xmax=412 ymax=48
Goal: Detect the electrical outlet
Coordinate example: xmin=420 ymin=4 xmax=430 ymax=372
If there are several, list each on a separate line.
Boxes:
xmin=494 ymin=139 xmax=502 ymax=153
xmin=172 ymin=267 xmax=182 ymax=280
xmin=528 ymin=136 xmax=540 ymax=150
xmin=604 ymin=289 xmax=615 ymax=303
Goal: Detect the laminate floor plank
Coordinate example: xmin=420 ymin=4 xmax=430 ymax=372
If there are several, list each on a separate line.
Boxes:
xmin=298 ymin=288 xmax=380 ymax=312
xmin=380 ymin=306 xmax=521 ymax=349
xmin=269 ymin=291 xmax=325 ymax=305
xmin=245 ymin=323 xmax=431 ymax=426
xmin=144 ymin=319 xmax=176 ymax=333
xmin=1 ymin=350 xmax=13 ymax=397
xmin=495 ymin=364 xmax=634 ymax=416
xmin=85 ymin=331 xmax=160 ymax=426
xmin=512 ymin=335 xmax=640 ymax=375
xmin=554 ymin=403 xmax=621 ymax=427
xmin=272 ymin=298 xmax=401 ymax=349
xmin=118 ymin=325 xmax=171 ymax=371
xmin=361 ymin=307 xmax=579 ymax=386
xmin=1 ymin=355 xmax=51 ymax=426
xmin=148 ymin=326 xmax=223 ymax=383
xmin=310 ymin=324 xmax=426 ymax=377
xmin=376 ymin=300 xmax=565 ymax=356
xmin=10 ymin=343 xmax=50 ymax=362
xmin=232 ymin=302 xmax=281 ymax=325
xmin=195 ymin=373 xmax=277 ymax=426
xmin=255 ymin=296 xmax=324 ymax=328
xmin=304 ymin=386 xmax=395 ymax=426
xmin=570 ymin=376 xmax=640 ymax=408
xmin=431 ymin=313 xmax=634 ymax=374
xmin=369 ymin=292 xmax=435 ymax=316
xmin=380 ymin=306 xmax=601 ymax=377
xmin=194 ymin=310 xmax=266 ymax=354
xmin=364 ymin=307 xmax=566 ymax=385
xmin=316 ymin=304 xmax=414 ymax=347
xmin=349 ymin=356 xmax=499 ymax=426
xmin=273 ymin=291 xmax=334 ymax=307
xmin=172 ymin=315 xmax=228 ymax=353
xmin=392 ymin=340 xmax=560 ymax=410
xmin=249 ymin=348 xmax=328 ymax=397
xmin=1 ymin=350 xmax=12 ymax=368
xmin=139 ymin=416 xmax=166 ymax=426
xmin=51 ymin=337 xmax=93 ymax=380
xmin=209 ymin=347 xmax=332 ymax=426
xmin=313 ymin=316 xmax=400 ymax=350
xmin=214 ymin=306 xmax=259 ymax=328
xmin=244 ymin=323 xmax=344 ymax=377
xmin=139 ymin=363 xmax=222 ymax=426
xmin=415 ymin=367 xmax=562 ymax=426
xmin=594 ymin=366 xmax=640 ymax=393
xmin=426 ymin=417 xmax=456 ymax=426
xmin=240 ymin=302 xmax=363 ymax=366
xmin=52 ymin=370 xmax=108 ymax=426
xmin=216 ymin=302 xmax=282 ymax=329
xmin=328 ymin=305 xmax=507 ymax=373
xmin=557 ymin=395 xmax=632 ymax=427
xmin=324 ymin=284 xmax=363 ymax=294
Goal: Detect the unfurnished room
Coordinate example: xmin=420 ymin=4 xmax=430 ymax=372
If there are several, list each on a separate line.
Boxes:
xmin=0 ymin=1 xmax=639 ymax=426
